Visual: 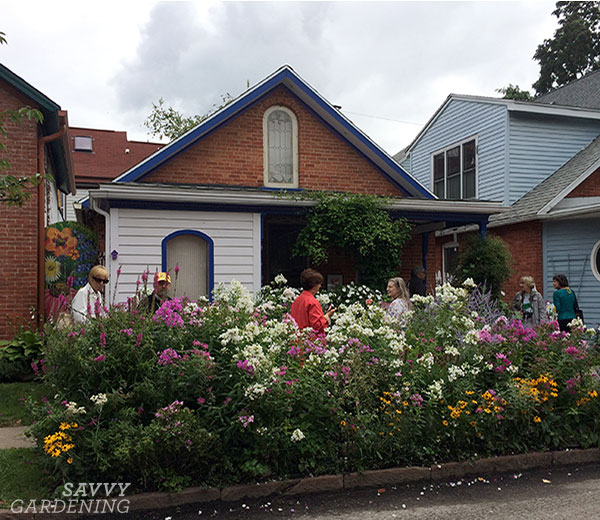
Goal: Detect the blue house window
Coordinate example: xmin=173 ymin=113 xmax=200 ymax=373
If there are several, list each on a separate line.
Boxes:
xmin=161 ymin=230 xmax=214 ymax=300
xmin=433 ymin=138 xmax=477 ymax=200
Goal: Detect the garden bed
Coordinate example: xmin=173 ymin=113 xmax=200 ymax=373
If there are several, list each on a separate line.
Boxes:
xmin=25 ymin=278 xmax=600 ymax=494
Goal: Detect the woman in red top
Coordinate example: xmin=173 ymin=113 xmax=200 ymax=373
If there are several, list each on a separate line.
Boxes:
xmin=290 ymin=269 xmax=336 ymax=333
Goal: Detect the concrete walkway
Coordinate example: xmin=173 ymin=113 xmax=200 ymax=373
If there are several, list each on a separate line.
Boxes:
xmin=0 ymin=426 xmax=34 ymax=449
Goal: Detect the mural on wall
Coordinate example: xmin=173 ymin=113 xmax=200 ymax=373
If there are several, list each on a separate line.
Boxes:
xmin=45 ymin=222 xmax=98 ymax=318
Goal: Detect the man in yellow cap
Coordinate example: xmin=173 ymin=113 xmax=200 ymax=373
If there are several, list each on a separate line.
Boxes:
xmin=138 ymin=272 xmax=171 ymax=314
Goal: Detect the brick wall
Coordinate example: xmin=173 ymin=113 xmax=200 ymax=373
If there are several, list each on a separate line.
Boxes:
xmin=0 ymin=82 xmax=41 ymax=339
xmin=424 ymin=221 xmax=544 ymax=303
xmin=566 ymin=167 xmax=600 ymax=197
xmin=144 ymin=86 xmax=407 ymax=197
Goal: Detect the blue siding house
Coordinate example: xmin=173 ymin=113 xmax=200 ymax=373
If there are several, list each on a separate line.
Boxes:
xmin=399 ymin=70 xmax=600 ymax=328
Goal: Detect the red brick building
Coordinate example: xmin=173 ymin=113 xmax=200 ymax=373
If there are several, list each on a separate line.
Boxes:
xmin=84 ymin=66 xmax=503 ymax=304
xmin=0 ymin=64 xmax=75 ymax=339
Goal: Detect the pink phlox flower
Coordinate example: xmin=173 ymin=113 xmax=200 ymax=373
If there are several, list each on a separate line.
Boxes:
xmin=157 ymin=348 xmax=181 ymax=366
xmin=410 ymin=393 xmax=424 ymax=407
xmin=135 ymin=333 xmax=143 ymax=348
xmin=120 ymin=328 xmax=133 ymax=336
xmin=236 ymin=359 xmax=255 ymax=375
xmin=94 ymin=354 xmax=106 ymax=362
xmin=174 ymin=264 xmax=180 ymax=275
xmin=287 ymin=345 xmax=302 ymax=358
xmin=238 ymin=414 xmax=254 ymax=428
xmin=196 ymin=397 xmax=206 ymax=404
xmin=274 ymin=366 xmax=287 ymax=377
xmin=99 ymin=332 xmax=107 ymax=347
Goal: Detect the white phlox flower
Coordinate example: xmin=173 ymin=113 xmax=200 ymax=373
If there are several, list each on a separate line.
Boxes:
xmin=274 ymin=274 xmax=287 ymax=285
xmin=90 ymin=393 xmax=108 ymax=406
xmin=290 ymin=428 xmax=305 ymax=442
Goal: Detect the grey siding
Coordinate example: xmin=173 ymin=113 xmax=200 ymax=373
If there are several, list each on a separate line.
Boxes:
xmin=543 ymin=218 xmax=600 ymax=328
xmin=409 ymin=99 xmax=507 ymax=203
xmin=509 ymin=114 xmax=600 ymax=204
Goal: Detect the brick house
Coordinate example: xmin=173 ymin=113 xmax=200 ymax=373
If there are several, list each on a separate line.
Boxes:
xmin=399 ymin=70 xmax=600 ymax=326
xmin=0 ymin=64 xmax=75 ymax=339
xmin=83 ymin=65 xmax=504 ymax=304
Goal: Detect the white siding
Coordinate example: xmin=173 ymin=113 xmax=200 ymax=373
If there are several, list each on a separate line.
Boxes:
xmin=543 ymin=218 xmax=600 ymax=328
xmin=65 ymin=189 xmax=89 ymax=222
xmin=509 ymin=114 xmax=600 ymax=204
xmin=409 ymin=99 xmax=507 ymax=203
xmin=107 ymin=208 xmax=261 ymax=303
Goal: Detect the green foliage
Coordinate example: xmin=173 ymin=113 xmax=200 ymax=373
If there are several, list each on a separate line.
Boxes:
xmin=453 ymin=234 xmax=512 ymax=300
xmin=0 ymin=382 xmax=51 ymax=425
xmin=533 ymin=1 xmax=600 ymax=94
xmin=27 ymin=280 xmax=600 ymax=494
xmin=0 ymin=329 xmax=44 ymax=383
xmin=496 ymin=84 xmax=533 ymax=101
xmin=291 ymin=192 xmax=413 ymax=288
xmin=0 ymin=448 xmax=54 ymax=502
xmin=144 ymin=94 xmax=233 ymax=141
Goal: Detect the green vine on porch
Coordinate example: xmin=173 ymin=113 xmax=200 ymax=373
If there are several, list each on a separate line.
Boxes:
xmin=289 ymin=191 xmax=413 ymax=288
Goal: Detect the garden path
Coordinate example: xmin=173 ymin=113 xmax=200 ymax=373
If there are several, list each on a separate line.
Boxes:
xmin=0 ymin=426 xmax=33 ymax=449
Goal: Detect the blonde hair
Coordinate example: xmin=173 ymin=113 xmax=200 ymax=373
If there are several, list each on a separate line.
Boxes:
xmin=89 ymin=265 xmax=108 ymax=282
xmin=389 ymin=277 xmax=412 ymax=306
xmin=520 ymin=275 xmax=535 ymax=289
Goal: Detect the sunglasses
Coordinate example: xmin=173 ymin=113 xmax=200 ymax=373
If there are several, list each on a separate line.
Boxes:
xmin=92 ymin=276 xmax=109 ymax=284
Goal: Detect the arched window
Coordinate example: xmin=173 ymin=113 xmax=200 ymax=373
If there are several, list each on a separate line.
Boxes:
xmin=592 ymin=240 xmax=600 ymax=282
xmin=161 ymin=230 xmax=214 ymax=300
xmin=263 ymin=106 xmax=298 ymax=188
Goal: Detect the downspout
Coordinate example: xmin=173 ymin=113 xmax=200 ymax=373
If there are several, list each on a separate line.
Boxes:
xmin=92 ymin=197 xmax=111 ymax=303
xmin=37 ymin=123 xmax=67 ymax=328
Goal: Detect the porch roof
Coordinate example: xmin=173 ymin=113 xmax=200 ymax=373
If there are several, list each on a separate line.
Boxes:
xmin=87 ymin=182 xmax=507 ymax=229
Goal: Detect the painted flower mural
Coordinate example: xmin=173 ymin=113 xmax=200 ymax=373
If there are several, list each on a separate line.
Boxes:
xmin=44 ymin=222 xmax=98 ymax=318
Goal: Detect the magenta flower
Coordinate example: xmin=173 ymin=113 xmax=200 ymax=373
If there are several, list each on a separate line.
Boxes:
xmin=94 ymin=354 xmax=106 ymax=362
xmin=174 ymin=264 xmax=180 ymax=275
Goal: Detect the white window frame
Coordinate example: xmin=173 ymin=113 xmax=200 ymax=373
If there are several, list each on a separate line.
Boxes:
xmin=442 ymin=240 xmax=459 ymax=284
xmin=430 ymin=136 xmax=478 ymax=200
xmin=592 ymin=240 xmax=600 ymax=282
xmin=263 ymin=105 xmax=299 ymax=188
xmin=73 ymin=136 xmax=93 ymax=152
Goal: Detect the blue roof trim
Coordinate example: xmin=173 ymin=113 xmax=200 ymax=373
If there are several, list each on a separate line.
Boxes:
xmin=161 ymin=229 xmax=215 ymax=300
xmin=112 ymin=66 xmax=432 ymax=198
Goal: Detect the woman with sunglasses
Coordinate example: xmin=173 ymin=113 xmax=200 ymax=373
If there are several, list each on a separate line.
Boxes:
xmin=71 ymin=265 xmax=109 ymax=324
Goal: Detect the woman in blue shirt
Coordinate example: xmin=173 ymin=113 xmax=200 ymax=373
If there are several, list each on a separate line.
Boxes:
xmin=552 ymin=274 xmax=576 ymax=333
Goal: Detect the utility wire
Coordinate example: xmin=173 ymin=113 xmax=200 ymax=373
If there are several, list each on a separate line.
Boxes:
xmin=342 ymin=110 xmax=423 ymax=126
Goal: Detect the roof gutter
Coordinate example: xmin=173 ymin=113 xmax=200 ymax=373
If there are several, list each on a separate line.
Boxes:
xmin=88 ymin=184 xmax=507 ymax=216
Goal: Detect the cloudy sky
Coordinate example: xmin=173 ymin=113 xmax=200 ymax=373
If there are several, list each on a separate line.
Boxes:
xmin=2 ymin=1 xmax=558 ymax=154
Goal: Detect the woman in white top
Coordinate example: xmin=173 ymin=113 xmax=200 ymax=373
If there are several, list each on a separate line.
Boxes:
xmin=386 ymin=277 xmax=412 ymax=318
xmin=71 ymin=265 xmax=109 ymax=324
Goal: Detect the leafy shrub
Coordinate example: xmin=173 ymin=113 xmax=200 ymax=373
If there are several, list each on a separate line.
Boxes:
xmin=0 ymin=329 xmax=43 ymax=382
xmin=453 ymin=234 xmax=512 ymax=299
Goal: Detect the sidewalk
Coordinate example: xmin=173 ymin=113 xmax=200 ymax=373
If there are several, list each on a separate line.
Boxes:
xmin=0 ymin=426 xmax=34 ymax=449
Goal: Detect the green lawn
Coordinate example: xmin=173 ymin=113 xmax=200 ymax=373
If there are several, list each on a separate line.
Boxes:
xmin=0 ymin=448 xmax=53 ymax=504
xmin=0 ymin=382 xmax=51 ymax=426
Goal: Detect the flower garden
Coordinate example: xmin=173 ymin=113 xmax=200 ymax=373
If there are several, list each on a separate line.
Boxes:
xmin=27 ymin=277 xmax=600 ymax=493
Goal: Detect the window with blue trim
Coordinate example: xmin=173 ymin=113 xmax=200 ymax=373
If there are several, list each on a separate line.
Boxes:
xmin=164 ymin=232 xmax=210 ymax=299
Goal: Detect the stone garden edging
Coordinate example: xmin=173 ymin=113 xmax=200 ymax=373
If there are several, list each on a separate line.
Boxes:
xmin=1 ymin=448 xmax=599 ymax=519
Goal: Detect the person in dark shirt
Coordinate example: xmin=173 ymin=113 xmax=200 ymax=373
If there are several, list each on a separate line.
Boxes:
xmin=407 ymin=266 xmax=427 ymax=297
xmin=139 ymin=272 xmax=171 ymax=314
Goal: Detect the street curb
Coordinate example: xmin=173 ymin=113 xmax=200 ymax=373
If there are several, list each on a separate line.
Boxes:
xmin=1 ymin=447 xmax=598 ymax=518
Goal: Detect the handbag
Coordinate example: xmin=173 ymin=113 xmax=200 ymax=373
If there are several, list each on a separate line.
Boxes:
xmin=573 ymin=292 xmax=584 ymax=321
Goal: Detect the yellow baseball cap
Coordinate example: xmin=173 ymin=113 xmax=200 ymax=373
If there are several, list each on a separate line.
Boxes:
xmin=156 ymin=272 xmax=171 ymax=283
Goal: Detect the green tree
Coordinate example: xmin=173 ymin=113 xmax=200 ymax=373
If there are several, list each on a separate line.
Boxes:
xmin=144 ymin=93 xmax=233 ymax=141
xmin=453 ymin=234 xmax=512 ymax=300
xmin=496 ymin=84 xmax=533 ymax=101
xmin=0 ymin=32 xmax=43 ymax=205
xmin=533 ymin=1 xmax=600 ymax=95
xmin=291 ymin=192 xmax=413 ymax=289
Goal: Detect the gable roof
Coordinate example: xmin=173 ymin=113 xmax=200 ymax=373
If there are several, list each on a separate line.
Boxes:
xmin=533 ymin=69 xmax=600 ymax=110
xmin=404 ymin=93 xmax=600 ymax=156
xmin=490 ymin=135 xmax=600 ymax=227
xmin=0 ymin=63 xmax=74 ymax=194
xmin=111 ymin=65 xmax=433 ymax=199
